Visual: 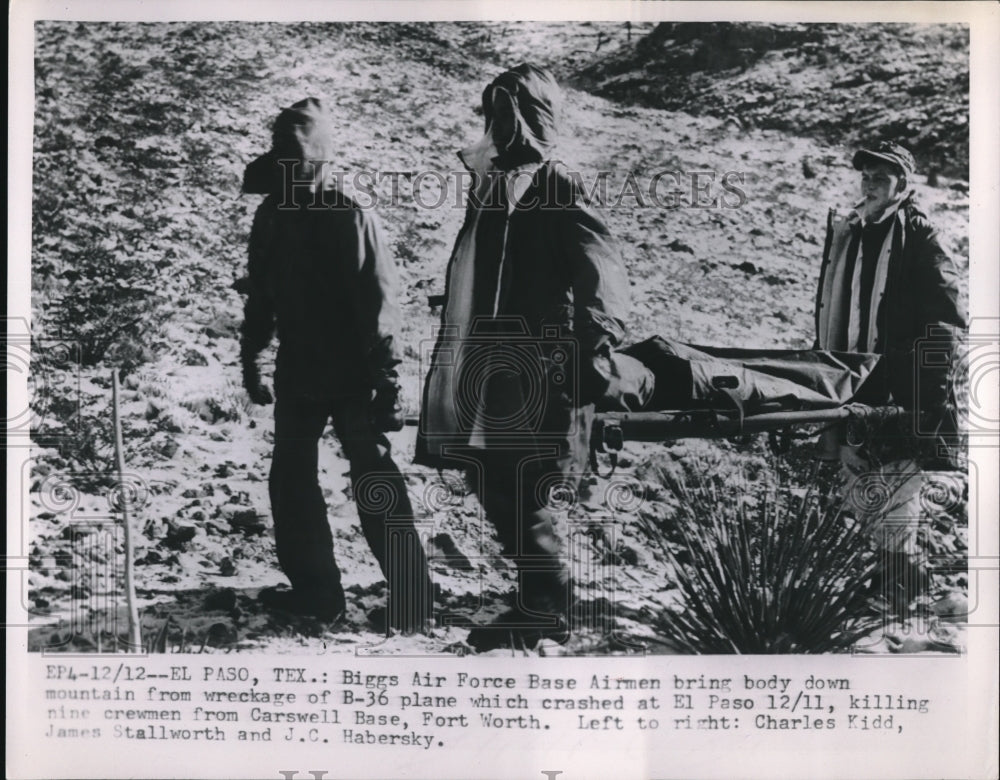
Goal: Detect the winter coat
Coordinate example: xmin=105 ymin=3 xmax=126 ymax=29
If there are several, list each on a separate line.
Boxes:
xmin=815 ymin=194 xmax=967 ymax=462
xmin=240 ymin=187 xmax=404 ymax=400
xmin=415 ymin=161 xmax=630 ymax=469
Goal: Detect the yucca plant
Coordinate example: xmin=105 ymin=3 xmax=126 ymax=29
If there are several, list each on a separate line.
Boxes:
xmin=647 ymin=461 xmax=883 ymax=653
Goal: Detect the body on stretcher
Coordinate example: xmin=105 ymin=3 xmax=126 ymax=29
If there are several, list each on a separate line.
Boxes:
xmin=587 ymin=336 xmax=908 ymax=470
xmin=410 ymin=319 xmax=913 ymax=470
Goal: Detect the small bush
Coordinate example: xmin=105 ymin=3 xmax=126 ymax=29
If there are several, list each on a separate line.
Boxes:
xmin=646 ymin=463 xmax=882 ymax=653
xmin=40 ymin=236 xmax=167 ymax=369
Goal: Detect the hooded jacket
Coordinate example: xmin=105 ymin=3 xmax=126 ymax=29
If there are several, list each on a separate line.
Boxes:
xmin=815 ymin=193 xmax=967 ymax=462
xmin=415 ymin=66 xmax=630 ymax=468
xmin=240 ymin=99 xmax=403 ymax=400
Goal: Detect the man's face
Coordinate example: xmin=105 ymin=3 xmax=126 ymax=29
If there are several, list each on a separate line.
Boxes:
xmin=860 ymin=162 xmax=905 ymax=218
xmin=490 ymin=88 xmax=517 ymax=152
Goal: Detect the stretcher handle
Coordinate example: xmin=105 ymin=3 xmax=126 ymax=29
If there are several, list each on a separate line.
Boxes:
xmin=592 ymin=405 xmax=907 ymax=451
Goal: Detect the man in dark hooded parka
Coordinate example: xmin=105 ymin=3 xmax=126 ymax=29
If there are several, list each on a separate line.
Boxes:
xmin=415 ymin=65 xmax=630 ymax=650
xmin=240 ymin=98 xmax=433 ymax=632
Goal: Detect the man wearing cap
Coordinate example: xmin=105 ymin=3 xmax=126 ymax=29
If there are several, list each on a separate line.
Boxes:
xmin=815 ymin=141 xmax=966 ymax=619
xmin=416 ymin=64 xmax=630 ymax=651
xmin=240 ymin=98 xmax=433 ymax=632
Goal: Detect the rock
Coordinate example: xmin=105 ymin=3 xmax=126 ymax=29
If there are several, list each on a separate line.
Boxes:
xmin=229 ymin=490 xmax=252 ymax=506
xmin=218 ymin=557 xmax=238 ymax=576
xmin=204 ymin=621 xmax=238 ymax=647
xmin=734 ymin=261 xmax=759 ymax=274
xmin=602 ymin=544 xmax=640 ymax=566
xmin=158 ymin=437 xmax=180 ymax=459
xmin=931 ymin=593 xmax=968 ymax=622
xmin=833 ymin=72 xmax=871 ymax=88
xmin=641 ymin=481 xmax=667 ymax=502
xmin=202 ymin=312 xmax=240 ymax=339
xmin=153 ymin=408 xmax=186 ymax=433
xmin=204 ymin=518 xmax=229 ymax=536
xmin=61 ymin=524 xmax=96 ymax=540
xmin=430 ymin=533 xmax=473 ymax=570
xmin=184 ymin=396 xmax=235 ymax=424
xmin=69 ymin=584 xmax=90 ymax=599
xmin=666 ymin=238 xmax=695 ymax=254
xmin=204 ymin=588 xmax=238 ymax=610
xmin=183 ymin=348 xmax=209 ymax=366
xmin=225 ymin=508 xmax=268 ymax=536
xmin=801 ymin=158 xmax=817 ymax=179
xmin=162 ymin=519 xmax=197 ymax=550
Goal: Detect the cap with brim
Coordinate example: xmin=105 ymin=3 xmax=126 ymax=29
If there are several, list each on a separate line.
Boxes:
xmin=852 ymin=143 xmax=916 ymax=177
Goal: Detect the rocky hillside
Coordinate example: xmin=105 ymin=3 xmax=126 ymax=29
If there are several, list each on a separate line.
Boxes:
xmin=575 ymin=22 xmax=969 ymax=179
xmin=25 ymin=22 xmax=969 ymax=655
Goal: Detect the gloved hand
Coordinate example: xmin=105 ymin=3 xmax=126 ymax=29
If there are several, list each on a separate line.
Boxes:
xmin=370 ymin=378 xmax=404 ymax=432
xmin=242 ymin=361 xmax=274 ymax=406
xmin=580 ymin=347 xmax=614 ymax=407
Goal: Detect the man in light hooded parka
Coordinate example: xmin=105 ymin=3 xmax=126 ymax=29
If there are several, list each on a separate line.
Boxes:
xmin=416 ymin=64 xmax=630 ymax=651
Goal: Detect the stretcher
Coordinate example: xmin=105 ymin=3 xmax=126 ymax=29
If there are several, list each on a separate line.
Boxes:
xmin=410 ymin=322 xmax=910 ymax=472
xmin=589 ymin=403 xmax=907 ymax=474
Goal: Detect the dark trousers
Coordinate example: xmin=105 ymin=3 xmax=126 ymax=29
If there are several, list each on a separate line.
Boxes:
xmin=269 ymin=396 xmax=433 ymax=628
xmin=465 ymin=407 xmax=593 ymax=622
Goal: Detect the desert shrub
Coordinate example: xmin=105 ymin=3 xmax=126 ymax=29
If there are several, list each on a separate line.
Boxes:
xmin=645 ymin=462 xmax=882 ymax=653
xmin=40 ymin=236 xmax=167 ymax=369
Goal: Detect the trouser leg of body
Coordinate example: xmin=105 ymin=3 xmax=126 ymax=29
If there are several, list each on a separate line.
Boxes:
xmin=269 ymin=397 xmax=344 ymax=603
xmin=332 ymin=400 xmax=433 ymax=631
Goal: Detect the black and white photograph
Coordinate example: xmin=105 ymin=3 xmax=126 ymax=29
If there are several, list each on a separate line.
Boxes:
xmin=7 ymin=1 xmax=999 ymax=778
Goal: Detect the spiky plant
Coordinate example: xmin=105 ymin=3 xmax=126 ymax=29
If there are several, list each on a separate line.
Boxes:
xmin=646 ymin=462 xmax=883 ymax=653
